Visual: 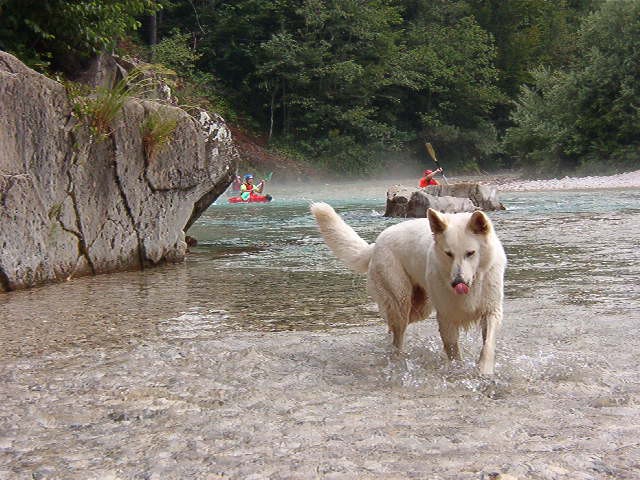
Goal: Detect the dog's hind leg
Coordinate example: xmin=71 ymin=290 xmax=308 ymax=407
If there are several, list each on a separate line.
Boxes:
xmin=437 ymin=314 xmax=462 ymax=361
xmin=388 ymin=308 xmax=410 ymax=350
xmin=375 ymin=289 xmax=411 ymax=350
xmin=368 ymin=261 xmax=412 ymax=351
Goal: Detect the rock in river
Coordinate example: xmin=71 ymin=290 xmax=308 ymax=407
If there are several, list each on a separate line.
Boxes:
xmin=384 ymin=182 xmax=505 ymax=218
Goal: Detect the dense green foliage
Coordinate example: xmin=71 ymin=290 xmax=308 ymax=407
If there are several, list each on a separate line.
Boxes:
xmin=2 ymin=0 xmax=637 ymax=174
xmin=0 ymin=0 xmax=158 ymax=71
xmin=158 ymin=0 xmax=506 ymax=172
xmin=504 ymin=0 xmax=640 ymax=174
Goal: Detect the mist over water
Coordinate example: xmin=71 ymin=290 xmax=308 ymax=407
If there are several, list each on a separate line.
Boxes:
xmin=1 ymin=177 xmax=639 ymax=479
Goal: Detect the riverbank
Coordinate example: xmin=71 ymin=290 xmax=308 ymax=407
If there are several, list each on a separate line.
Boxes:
xmin=491 ymin=169 xmax=640 ymax=192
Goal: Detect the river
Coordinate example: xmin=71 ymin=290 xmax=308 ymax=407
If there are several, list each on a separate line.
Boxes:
xmin=1 ymin=177 xmax=639 ymax=479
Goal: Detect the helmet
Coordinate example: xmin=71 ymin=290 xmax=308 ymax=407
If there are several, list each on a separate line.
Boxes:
xmin=243 ymin=173 xmax=253 ymax=181
xmin=424 ymin=169 xmax=433 ymax=175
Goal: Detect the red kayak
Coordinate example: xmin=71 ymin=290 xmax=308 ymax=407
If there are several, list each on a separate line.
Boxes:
xmin=228 ymin=194 xmax=273 ymax=204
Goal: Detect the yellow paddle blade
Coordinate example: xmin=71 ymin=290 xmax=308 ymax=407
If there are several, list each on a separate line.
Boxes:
xmin=425 ymin=142 xmax=438 ymax=162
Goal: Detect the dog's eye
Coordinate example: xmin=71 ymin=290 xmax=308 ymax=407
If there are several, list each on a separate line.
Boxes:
xmin=465 ymin=250 xmax=476 ymax=258
xmin=444 ymin=251 xmax=453 ymax=258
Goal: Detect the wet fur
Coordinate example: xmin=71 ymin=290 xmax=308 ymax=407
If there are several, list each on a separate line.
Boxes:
xmin=310 ymin=202 xmax=507 ymax=374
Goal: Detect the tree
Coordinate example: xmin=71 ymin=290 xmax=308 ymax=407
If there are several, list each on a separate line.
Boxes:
xmin=394 ymin=1 xmax=502 ymax=170
xmin=0 ymin=0 xmax=159 ymax=71
xmin=468 ymin=0 xmax=578 ymax=97
xmin=192 ymin=0 xmax=409 ymax=172
xmin=467 ymin=0 xmax=594 ymax=151
xmin=505 ymin=0 xmax=640 ymax=174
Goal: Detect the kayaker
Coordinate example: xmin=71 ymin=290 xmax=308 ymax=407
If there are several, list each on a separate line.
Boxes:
xmin=231 ymin=175 xmax=242 ymax=192
xmin=419 ymin=167 xmax=443 ymax=187
xmin=240 ymin=174 xmax=265 ymax=201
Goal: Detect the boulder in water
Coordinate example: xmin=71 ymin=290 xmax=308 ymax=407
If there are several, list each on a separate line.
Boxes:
xmin=384 ymin=182 xmax=505 ymax=218
xmin=0 ymin=51 xmax=238 ymax=291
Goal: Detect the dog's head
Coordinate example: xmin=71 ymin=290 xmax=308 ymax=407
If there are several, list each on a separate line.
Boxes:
xmin=427 ymin=208 xmax=494 ymax=295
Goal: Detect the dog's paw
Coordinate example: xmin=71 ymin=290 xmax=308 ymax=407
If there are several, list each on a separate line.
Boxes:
xmin=478 ymin=361 xmax=495 ymax=376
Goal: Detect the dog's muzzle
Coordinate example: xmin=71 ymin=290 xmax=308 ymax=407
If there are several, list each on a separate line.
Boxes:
xmin=451 ymin=277 xmax=470 ymax=295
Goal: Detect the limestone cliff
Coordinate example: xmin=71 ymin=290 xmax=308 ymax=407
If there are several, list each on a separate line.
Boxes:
xmin=0 ymin=51 xmax=237 ymax=291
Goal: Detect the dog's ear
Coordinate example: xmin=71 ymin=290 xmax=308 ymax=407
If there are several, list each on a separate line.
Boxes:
xmin=427 ymin=208 xmax=448 ymax=234
xmin=468 ymin=210 xmax=491 ymax=235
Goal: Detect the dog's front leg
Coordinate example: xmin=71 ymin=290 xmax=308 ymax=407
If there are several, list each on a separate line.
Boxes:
xmin=478 ymin=309 xmax=501 ymax=375
xmin=437 ymin=314 xmax=461 ymax=361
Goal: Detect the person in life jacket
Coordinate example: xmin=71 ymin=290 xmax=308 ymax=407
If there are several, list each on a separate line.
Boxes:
xmin=419 ymin=167 xmax=443 ymax=187
xmin=231 ymin=174 xmax=242 ymax=192
xmin=240 ymin=174 xmax=265 ymax=201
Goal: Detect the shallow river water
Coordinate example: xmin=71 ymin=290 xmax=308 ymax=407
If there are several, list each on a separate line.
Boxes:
xmin=1 ymin=177 xmax=639 ymax=479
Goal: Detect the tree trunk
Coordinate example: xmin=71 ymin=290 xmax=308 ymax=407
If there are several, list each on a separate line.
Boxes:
xmin=282 ymin=80 xmax=287 ymax=135
xmin=144 ymin=13 xmax=157 ymax=57
xmin=268 ymin=86 xmax=276 ymax=142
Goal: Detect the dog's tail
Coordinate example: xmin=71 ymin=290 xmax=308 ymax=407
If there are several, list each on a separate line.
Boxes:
xmin=310 ymin=202 xmax=374 ymax=274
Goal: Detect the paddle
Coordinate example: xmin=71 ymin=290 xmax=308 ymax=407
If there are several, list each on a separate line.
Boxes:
xmin=424 ymin=141 xmax=449 ymax=185
xmin=255 ymin=171 xmax=272 ymax=193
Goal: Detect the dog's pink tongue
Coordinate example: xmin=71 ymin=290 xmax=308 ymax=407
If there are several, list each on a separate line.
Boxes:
xmin=454 ymin=283 xmax=469 ymax=295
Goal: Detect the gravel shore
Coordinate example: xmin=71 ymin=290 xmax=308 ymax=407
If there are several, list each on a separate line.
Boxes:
xmin=494 ymin=169 xmax=640 ymax=192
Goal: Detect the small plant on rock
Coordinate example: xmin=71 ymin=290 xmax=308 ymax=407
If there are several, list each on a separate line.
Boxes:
xmin=70 ymin=69 xmax=150 ymax=140
xmin=141 ymin=109 xmax=179 ymax=161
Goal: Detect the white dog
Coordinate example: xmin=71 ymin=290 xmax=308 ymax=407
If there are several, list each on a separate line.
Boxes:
xmin=310 ymin=203 xmax=507 ymax=374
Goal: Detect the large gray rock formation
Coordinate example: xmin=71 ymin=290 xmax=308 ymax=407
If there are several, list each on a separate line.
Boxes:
xmin=0 ymin=51 xmax=237 ymax=291
xmin=384 ymin=182 xmax=505 ymax=218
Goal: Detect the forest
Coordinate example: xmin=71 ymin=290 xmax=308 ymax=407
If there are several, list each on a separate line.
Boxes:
xmin=1 ymin=0 xmax=638 ymax=175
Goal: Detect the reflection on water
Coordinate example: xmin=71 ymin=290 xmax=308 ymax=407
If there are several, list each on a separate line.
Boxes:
xmin=1 ymin=178 xmax=639 ymax=479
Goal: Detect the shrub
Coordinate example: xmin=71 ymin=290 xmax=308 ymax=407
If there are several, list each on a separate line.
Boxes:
xmin=152 ymin=29 xmax=202 ymax=78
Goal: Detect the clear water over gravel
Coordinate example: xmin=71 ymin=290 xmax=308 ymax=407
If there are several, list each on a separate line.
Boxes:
xmin=1 ymin=176 xmax=639 ymax=479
